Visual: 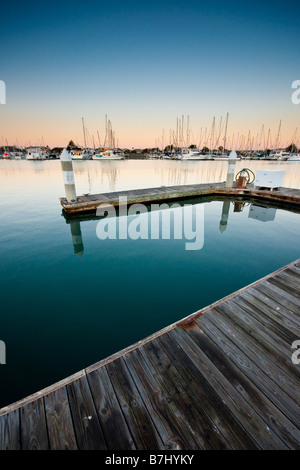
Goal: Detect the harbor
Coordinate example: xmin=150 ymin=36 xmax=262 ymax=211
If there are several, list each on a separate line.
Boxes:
xmin=1 ymin=146 xmax=300 ymax=162
xmin=1 ymin=114 xmax=300 ymax=162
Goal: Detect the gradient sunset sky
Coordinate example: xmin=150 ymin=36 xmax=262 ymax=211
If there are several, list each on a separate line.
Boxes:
xmin=1 ymin=0 xmax=300 ymax=149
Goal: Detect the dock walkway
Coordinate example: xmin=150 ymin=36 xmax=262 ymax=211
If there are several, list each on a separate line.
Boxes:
xmin=60 ymin=182 xmax=300 ymax=213
xmin=1 ymin=259 xmax=300 ymax=449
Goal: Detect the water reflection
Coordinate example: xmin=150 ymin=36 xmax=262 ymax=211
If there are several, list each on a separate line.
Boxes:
xmin=233 ymin=201 xmax=248 ymax=213
xmin=248 ymin=204 xmax=277 ymax=222
xmin=219 ymin=200 xmax=230 ymax=233
xmin=69 ymin=219 xmax=84 ymax=257
xmin=100 ymin=167 xmax=119 ymax=192
xmin=2 ymin=160 xmax=300 ymax=197
xmin=63 ymin=196 xmax=300 ymax=256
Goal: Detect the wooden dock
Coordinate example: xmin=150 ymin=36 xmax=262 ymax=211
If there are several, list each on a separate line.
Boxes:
xmin=60 ymin=182 xmax=300 ymax=213
xmin=1 ymin=259 xmax=300 ymax=450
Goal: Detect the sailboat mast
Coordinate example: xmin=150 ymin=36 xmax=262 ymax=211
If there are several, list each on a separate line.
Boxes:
xmin=223 ymin=112 xmax=229 ymax=154
xmin=198 ymin=127 xmax=202 ymax=150
xmin=259 ymin=124 xmax=265 ymax=151
xmin=82 ymin=117 xmax=87 ymax=148
xmin=275 ymin=120 xmax=281 ymax=149
xmin=105 ymin=114 xmax=108 ymax=148
xmin=211 ymin=117 xmax=215 ymax=154
xmin=266 ymin=129 xmax=271 ymax=150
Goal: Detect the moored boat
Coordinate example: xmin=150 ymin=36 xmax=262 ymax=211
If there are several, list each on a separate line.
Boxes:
xmin=71 ymin=149 xmax=93 ymax=160
xmin=92 ymin=149 xmax=124 ymax=160
xmin=180 ymin=148 xmax=214 ymax=160
xmin=267 ymin=150 xmax=290 ymax=160
xmin=287 ymin=154 xmax=300 ymax=161
xmin=26 ymin=147 xmax=47 ymax=160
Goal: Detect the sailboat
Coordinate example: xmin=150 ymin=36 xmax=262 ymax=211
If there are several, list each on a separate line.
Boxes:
xmin=287 ymin=154 xmax=300 ymax=161
xmin=26 ymin=147 xmax=47 ymax=160
xmin=92 ymin=115 xmax=124 ymax=160
xmin=72 ymin=118 xmax=93 ymax=160
xmin=92 ymin=149 xmax=124 ymax=160
xmin=175 ymin=115 xmax=214 ymax=160
xmin=180 ymin=148 xmax=214 ymax=160
xmin=72 ymin=149 xmax=93 ymax=160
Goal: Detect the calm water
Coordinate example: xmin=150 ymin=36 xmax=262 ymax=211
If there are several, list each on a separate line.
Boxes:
xmin=0 ymin=159 xmax=300 ymax=408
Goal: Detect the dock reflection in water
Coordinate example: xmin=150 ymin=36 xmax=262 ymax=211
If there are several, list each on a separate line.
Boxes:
xmin=63 ymin=196 xmax=296 ymax=257
xmin=69 ymin=219 xmax=84 ymax=257
xmin=248 ymin=204 xmax=277 ymax=222
xmin=219 ymin=200 xmax=231 ymax=233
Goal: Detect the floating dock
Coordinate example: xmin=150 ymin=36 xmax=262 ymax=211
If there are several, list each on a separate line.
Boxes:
xmin=60 ymin=182 xmax=300 ymax=214
xmin=1 ymin=259 xmax=300 ymax=449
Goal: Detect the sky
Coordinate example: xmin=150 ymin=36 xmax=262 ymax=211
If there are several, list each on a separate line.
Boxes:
xmin=0 ymin=0 xmax=300 ymax=149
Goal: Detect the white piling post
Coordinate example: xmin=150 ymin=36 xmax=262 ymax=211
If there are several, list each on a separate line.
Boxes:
xmin=60 ymin=148 xmax=77 ymax=202
xmin=226 ymin=150 xmax=238 ymax=188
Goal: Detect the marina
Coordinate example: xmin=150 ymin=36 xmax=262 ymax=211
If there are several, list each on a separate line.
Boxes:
xmin=0 ymin=158 xmax=300 ymax=450
xmin=1 ymin=258 xmax=300 ymax=449
xmin=1 ymin=146 xmax=300 ymax=162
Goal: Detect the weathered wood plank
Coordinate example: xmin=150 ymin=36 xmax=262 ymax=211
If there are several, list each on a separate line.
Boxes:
xmin=246 ymin=285 xmax=300 ymax=330
xmin=288 ymin=265 xmax=300 ymax=277
xmin=0 ymin=369 xmax=86 ymax=418
xmin=60 ymin=183 xmax=300 ymax=214
xmin=197 ymin=311 xmax=300 ymax=429
xmin=157 ymin=331 xmax=260 ymax=449
xmin=105 ymin=358 xmax=165 ymax=450
xmin=180 ymin=323 xmax=299 ymax=449
xmin=255 ymin=282 xmax=300 ymax=321
xmin=239 ymin=291 xmax=300 ymax=340
xmin=222 ymin=297 xmax=299 ymax=365
xmin=268 ymin=275 xmax=300 ymax=300
xmin=284 ymin=267 xmax=300 ymax=282
xmin=76 ymin=196 xmax=91 ymax=202
xmin=277 ymin=271 xmax=300 ymax=291
xmin=124 ymin=346 xmax=201 ymax=450
xmin=87 ymin=366 xmax=136 ymax=450
xmin=140 ymin=338 xmax=231 ymax=450
xmin=262 ymin=279 xmax=300 ymax=313
xmin=210 ymin=305 xmax=300 ymax=401
xmin=20 ymin=398 xmax=49 ymax=450
xmin=0 ymin=410 xmax=20 ymax=450
xmin=67 ymin=376 xmax=107 ymax=450
xmin=44 ymin=387 xmax=77 ymax=450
